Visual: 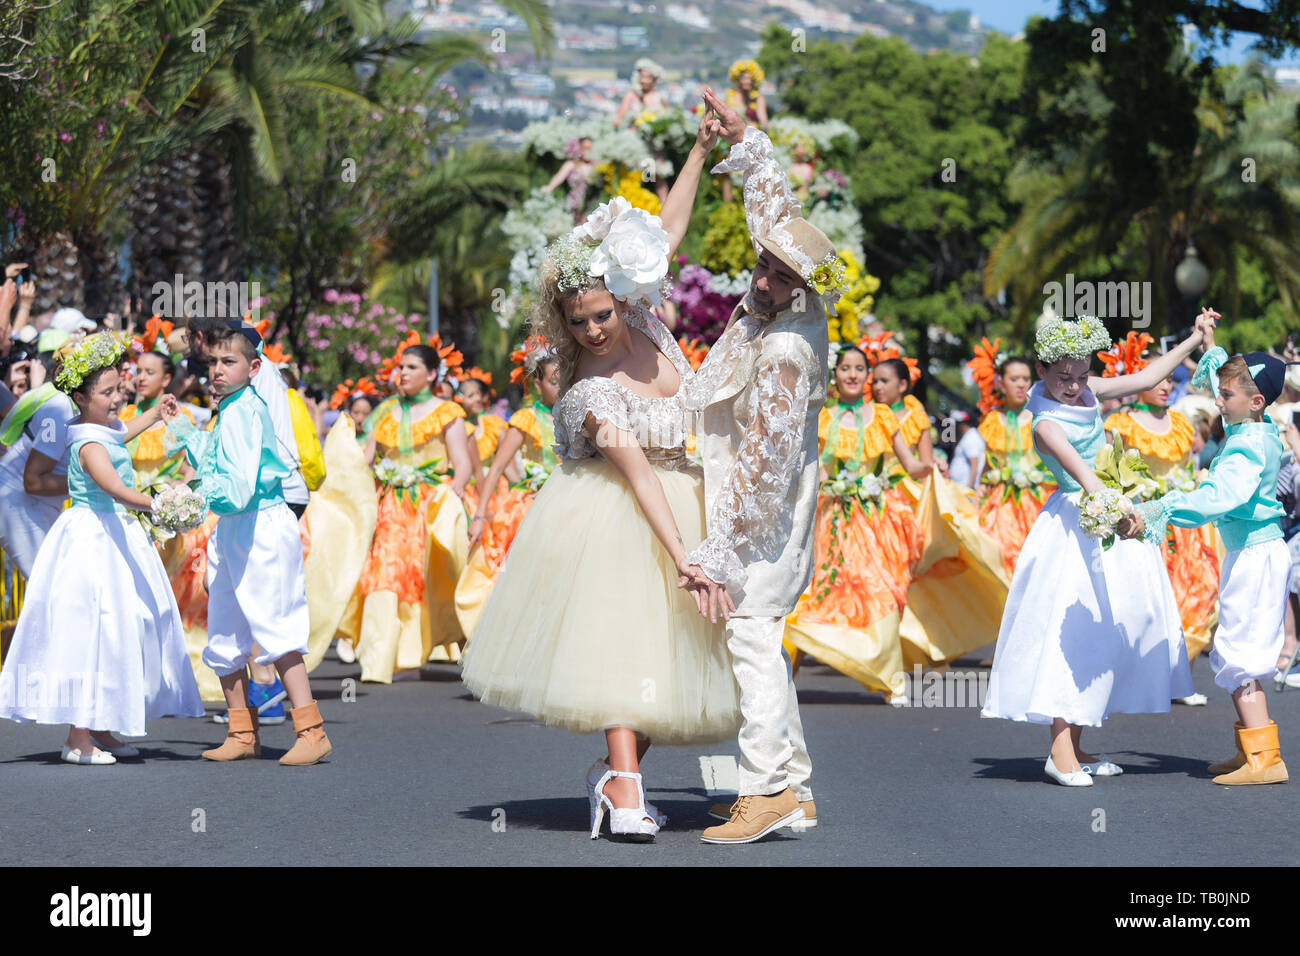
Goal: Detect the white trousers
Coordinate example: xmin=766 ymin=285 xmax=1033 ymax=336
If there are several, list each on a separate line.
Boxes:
xmin=204 ymin=504 xmax=309 ymax=676
xmin=0 ymin=486 xmax=63 ymax=579
xmin=726 ymin=615 xmax=812 ymax=800
xmin=1210 ymin=538 xmax=1289 ymax=692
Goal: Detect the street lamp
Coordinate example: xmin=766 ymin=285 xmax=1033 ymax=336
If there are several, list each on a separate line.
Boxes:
xmin=1174 ymin=242 xmax=1208 ymax=330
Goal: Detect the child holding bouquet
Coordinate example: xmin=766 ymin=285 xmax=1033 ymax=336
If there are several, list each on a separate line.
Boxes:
xmin=980 ymin=311 xmax=1216 ymax=787
xmin=1128 ymin=328 xmax=1294 ymax=785
xmin=0 ymin=333 xmax=204 ymax=764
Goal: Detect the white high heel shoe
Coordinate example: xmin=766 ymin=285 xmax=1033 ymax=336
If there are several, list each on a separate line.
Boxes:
xmin=590 ymin=770 xmax=660 ymax=841
xmin=586 ymin=759 xmax=666 ymax=830
xmin=1043 ymin=754 xmax=1093 ymax=787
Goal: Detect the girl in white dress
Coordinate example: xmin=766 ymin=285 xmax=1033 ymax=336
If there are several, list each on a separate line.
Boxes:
xmin=980 ymin=312 xmax=1215 ymax=786
xmin=462 ymin=113 xmax=740 ymax=841
xmin=0 ymin=334 xmax=204 ymax=764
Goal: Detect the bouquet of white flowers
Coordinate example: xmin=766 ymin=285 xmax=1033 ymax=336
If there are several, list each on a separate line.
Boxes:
xmin=374 ymin=458 xmax=444 ymax=504
xmin=152 ymin=483 xmax=207 ymax=532
xmin=511 ymin=460 xmax=553 ymax=494
xmin=1076 ymin=487 xmax=1134 ymax=550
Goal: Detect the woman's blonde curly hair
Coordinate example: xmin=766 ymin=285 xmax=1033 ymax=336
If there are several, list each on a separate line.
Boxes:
xmin=528 ymin=257 xmax=612 ymax=396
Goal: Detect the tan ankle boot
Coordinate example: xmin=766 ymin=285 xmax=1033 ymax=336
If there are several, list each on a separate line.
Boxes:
xmin=279 ymin=700 xmax=332 ymax=766
xmin=1213 ymin=722 xmax=1288 ymax=785
xmin=1207 ymin=721 xmax=1246 ymax=775
xmin=202 ymin=707 xmax=260 ymax=761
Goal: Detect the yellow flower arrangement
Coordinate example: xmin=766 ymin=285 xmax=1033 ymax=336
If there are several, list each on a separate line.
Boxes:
xmin=729 ymin=59 xmax=764 ymax=85
xmin=827 ymin=248 xmax=881 ymax=343
xmin=594 ymin=162 xmax=662 ymax=216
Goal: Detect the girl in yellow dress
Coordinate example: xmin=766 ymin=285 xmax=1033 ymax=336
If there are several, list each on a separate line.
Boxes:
xmin=967 ymin=342 xmax=1056 ymax=578
xmin=457 ymin=369 xmax=508 ymax=472
xmin=1100 ymin=332 xmax=1220 ymax=695
xmin=456 ymin=340 xmax=562 ymax=637
xmin=784 ymin=345 xmax=929 ymax=697
xmin=870 ymin=353 xmax=1011 ymax=670
xmin=341 ymin=340 xmax=478 ymax=682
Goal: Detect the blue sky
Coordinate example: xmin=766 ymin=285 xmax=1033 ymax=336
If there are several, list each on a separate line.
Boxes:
xmin=922 ymin=0 xmax=1300 ymax=65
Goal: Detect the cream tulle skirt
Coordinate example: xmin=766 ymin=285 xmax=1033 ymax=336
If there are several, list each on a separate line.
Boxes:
xmin=461 ymin=457 xmax=741 ymax=745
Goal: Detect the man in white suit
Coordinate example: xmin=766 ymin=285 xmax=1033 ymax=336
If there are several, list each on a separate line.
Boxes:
xmin=683 ymin=90 xmax=839 ymax=844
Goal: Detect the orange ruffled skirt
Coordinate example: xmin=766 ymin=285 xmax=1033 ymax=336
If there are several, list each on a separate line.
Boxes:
xmin=349 ymin=480 xmax=467 ymax=682
xmin=455 ymin=478 xmax=537 ymax=639
xmin=977 ymin=482 xmax=1055 ymax=578
xmin=1166 ymin=524 xmax=1220 ymax=660
xmin=784 ymin=488 xmax=924 ymax=697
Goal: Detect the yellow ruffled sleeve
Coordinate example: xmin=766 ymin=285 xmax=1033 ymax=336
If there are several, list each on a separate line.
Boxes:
xmin=475 ymin=414 xmax=507 ymax=462
xmin=816 ymin=406 xmax=831 ymax=455
xmin=866 ymin=403 xmax=899 ymax=459
xmin=896 ymin=395 xmax=929 ymax=448
xmin=1106 ymin=411 xmax=1194 ymax=465
xmin=508 ymin=407 xmax=543 ymax=452
xmin=977 ymin=411 xmax=1006 ymax=453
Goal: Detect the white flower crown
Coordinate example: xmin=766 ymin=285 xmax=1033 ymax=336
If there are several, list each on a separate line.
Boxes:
xmin=1035 ymin=314 xmax=1111 ymax=364
xmin=544 ymin=197 xmax=671 ymax=306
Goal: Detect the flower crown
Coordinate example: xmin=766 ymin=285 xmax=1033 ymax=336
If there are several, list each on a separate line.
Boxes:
xmin=510 ymin=335 xmax=558 ymax=386
xmin=729 ymin=59 xmax=764 ymax=85
xmin=966 ymin=336 xmax=1006 ymax=414
xmin=1097 ymin=331 xmax=1153 ymax=378
xmin=133 ymin=315 xmax=175 ymax=357
xmin=542 ymin=196 xmax=671 ymax=306
xmin=1035 ymin=314 xmax=1111 ymax=365
xmin=54 ymin=332 xmax=128 ymax=393
xmin=377 ymin=330 xmax=465 ymax=389
xmin=329 ymin=376 xmax=379 ymax=410
xmin=859 ymin=330 xmax=921 ymax=384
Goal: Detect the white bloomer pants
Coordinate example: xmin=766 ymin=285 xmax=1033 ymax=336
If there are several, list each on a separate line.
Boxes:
xmin=726 ymin=615 xmax=812 ymax=801
xmin=1210 ymin=538 xmax=1290 ymax=692
xmin=203 ymin=503 xmax=309 ymax=677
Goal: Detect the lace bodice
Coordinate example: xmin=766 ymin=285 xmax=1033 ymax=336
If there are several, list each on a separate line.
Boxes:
xmin=553 ymin=305 xmax=696 ymax=469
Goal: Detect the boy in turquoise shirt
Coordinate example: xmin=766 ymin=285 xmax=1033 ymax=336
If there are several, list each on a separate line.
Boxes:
xmin=164 ymin=325 xmax=331 ymax=766
xmin=1132 ymin=325 xmax=1291 ymax=785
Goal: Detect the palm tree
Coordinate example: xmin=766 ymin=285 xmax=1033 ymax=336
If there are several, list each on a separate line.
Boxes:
xmin=985 ymin=58 xmax=1300 ymax=337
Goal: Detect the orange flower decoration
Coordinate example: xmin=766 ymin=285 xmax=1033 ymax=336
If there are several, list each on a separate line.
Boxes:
xmin=329 ymin=376 xmax=380 ymax=410
xmin=1097 ymin=331 xmax=1154 ymax=378
xmin=262 ymin=342 xmax=291 ymax=365
xmin=509 ymin=335 xmax=555 ymax=386
xmin=858 ymin=330 xmax=921 ymax=384
xmin=139 ymin=315 xmax=174 ymax=354
xmin=378 ymin=330 xmax=423 ymax=387
xmin=966 ymin=336 xmax=1005 ymax=414
xmin=378 ymin=331 xmax=465 ymax=387
xmin=678 ymin=336 xmax=709 ymax=372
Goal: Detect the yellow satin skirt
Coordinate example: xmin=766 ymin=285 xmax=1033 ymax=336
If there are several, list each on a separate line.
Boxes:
xmin=899 ymin=473 xmax=1010 ymax=665
xmin=784 ymin=488 xmax=923 ymax=697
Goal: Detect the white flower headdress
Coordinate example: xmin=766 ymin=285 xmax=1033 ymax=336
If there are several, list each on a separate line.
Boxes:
xmin=54 ymin=331 xmax=128 ymax=392
xmin=542 ymin=196 xmax=671 ymax=306
xmin=1035 ymin=314 xmax=1111 ymax=364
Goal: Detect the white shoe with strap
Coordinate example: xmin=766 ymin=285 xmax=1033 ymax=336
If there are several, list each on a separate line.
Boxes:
xmin=586 ymin=759 xmax=666 ymax=829
xmin=590 ymin=769 xmax=660 ymax=842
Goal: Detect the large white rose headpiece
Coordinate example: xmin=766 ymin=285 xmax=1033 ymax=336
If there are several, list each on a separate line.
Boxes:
xmin=544 ymin=197 xmax=671 ymax=306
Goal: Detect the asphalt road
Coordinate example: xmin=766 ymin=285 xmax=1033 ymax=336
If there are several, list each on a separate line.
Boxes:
xmin=2 ymin=646 xmax=1298 ymax=866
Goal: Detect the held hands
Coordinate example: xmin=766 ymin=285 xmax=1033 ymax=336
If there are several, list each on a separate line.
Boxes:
xmin=701 ymin=87 xmax=745 ymax=146
xmin=695 ymin=99 xmax=722 ymax=153
xmin=1194 ymin=307 xmax=1219 ymax=349
xmin=676 ymin=559 xmax=735 ymax=624
xmin=158 ymin=394 xmax=181 ymax=422
xmin=1117 ymin=511 xmax=1145 ymax=540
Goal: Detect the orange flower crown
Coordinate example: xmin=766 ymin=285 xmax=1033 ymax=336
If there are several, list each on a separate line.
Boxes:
xmin=329 ymin=376 xmax=380 ymax=410
xmin=378 ymin=330 xmax=465 ymax=389
xmin=966 ymin=336 xmax=1006 ymax=414
xmin=509 ymin=335 xmax=557 ymax=386
xmin=134 ymin=315 xmax=175 ymax=356
xmin=678 ymin=336 xmax=709 ymax=372
xmin=454 ymin=366 xmax=496 ymax=404
xmin=858 ymin=330 xmax=921 ymax=385
xmin=1097 ymin=331 xmax=1153 ymax=378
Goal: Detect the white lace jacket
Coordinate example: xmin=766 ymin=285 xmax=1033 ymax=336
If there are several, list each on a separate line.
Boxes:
xmin=683 ymin=127 xmax=829 ymax=615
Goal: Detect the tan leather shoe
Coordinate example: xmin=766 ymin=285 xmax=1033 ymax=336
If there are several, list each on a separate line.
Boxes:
xmin=710 ymin=797 xmax=816 ymax=828
xmin=1213 ymin=722 xmax=1288 ymax=786
xmin=700 ymin=787 xmax=803 ymax=844
xmin=279 ymin=700 xmax=332 ymax=766
xmin=1207 ymin=721 xmax=1245 ymax=776
xmin=202 ymin=707 xmax=260 ymax=761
